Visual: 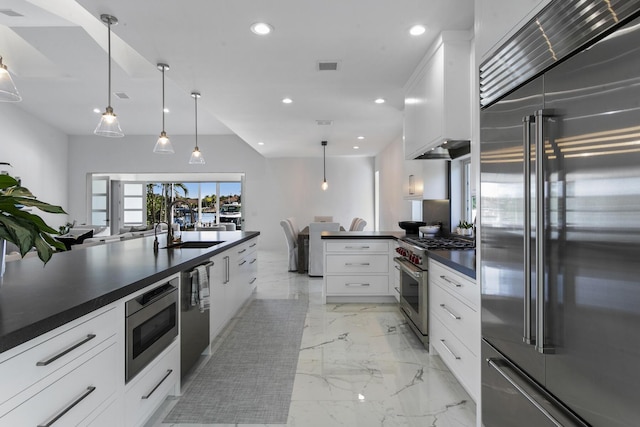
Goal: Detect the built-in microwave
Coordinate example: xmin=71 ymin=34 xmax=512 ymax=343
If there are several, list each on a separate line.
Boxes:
xmin=125 ymin=278 xmax=179 ymax=382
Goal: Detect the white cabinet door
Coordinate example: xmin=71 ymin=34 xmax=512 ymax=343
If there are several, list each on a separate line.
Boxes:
xmin=404 ymin=32 xmax=471 ymax=160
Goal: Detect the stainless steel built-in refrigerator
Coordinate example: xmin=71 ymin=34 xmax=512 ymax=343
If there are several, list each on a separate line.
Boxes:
xmin=480 ymin=1 xmax=640 ymax=425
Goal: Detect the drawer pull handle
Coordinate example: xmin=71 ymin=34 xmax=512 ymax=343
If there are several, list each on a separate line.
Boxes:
xmin=239 ymin=260 xmax=247 ymax=266
xmin=250 ymin=243 xmax=257 ymax=247
xmin=238 ymin=248 xmax=247 ymax=254
xmin=440 ymin=339 xmax=461 ymax=360
xmin=439 ymin=304 xmax=461 ymax=320
xmin=37 ymin=386 xmax=96 ymax=427
xmin=394 ymin=286 xmax=400 ymax=294
xmin=142 ymin=369 xmax=173 ymax=400
xmin=345 ymin=262 xmax=370 ymax=266
xmin=250 ymin=258 xmax=257 ymax=264
xmin=345 ymin=283 xmax=371 ymax=287
xmin=344 ymin=245 xmax=370 ymax=249
xmin=36 ymin=334 xmax=97 ymax=367
xmin=249 ymin=277 xmax=257 ymax=284
xmin=440 ymin=275 xmax=462 ymax=288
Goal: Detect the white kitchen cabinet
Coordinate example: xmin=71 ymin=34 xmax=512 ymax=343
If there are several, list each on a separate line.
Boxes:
xmin=124 ymin=340 xmax=179 ymax=427
xmin=404 ymin=31 xmax=471 ymax=160
xmin=209 ymin=237 xmax=258 ymax=342
xmin=0 ymin=341 xmax=117 ymax=427
xmin=323 ymin=239 xmax=396 ymax=303
xmin=428 ymin=258 xmax=479 ymax=401
xmin=0 ymin=306 xmax=119 ymax=425
xmin=403 ymin=159 xmax=448 ymax=200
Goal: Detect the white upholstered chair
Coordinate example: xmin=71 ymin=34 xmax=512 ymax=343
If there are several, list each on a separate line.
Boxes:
xmin=354 ymin=218 xmax=367 ymax=231
xmin=308 ymin=221 xmax=340 ymax=276
xmin=280 ymin=220 xmax=298 ymax=272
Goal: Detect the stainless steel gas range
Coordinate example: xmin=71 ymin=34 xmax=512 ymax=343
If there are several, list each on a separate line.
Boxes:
xmin=394 ymin=235 xmax=474 ymax=347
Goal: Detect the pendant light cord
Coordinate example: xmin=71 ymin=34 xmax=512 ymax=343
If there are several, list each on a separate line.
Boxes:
xmin=194 ymin=94 xmax=198 ymax=149
xmin=161 ymin=66 xmax=166 ymax=131
xmin=323 ymin=143 xmax=326 ymax=181
xmin=107 ymin=19 xmax=112 ymax=109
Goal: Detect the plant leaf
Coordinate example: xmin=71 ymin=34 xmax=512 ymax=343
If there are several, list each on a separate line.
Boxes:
xmin=33 ymin=235 xmax=53 ymax=264
xmin=0 ymin=175 xmax=19 ymax=190
xmin=9 ymin=197 xmax=66 ymax=214
xmin=0 ymin=215 xmax=36 ymax=255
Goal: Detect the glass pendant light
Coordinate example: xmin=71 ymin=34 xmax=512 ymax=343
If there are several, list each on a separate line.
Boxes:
xmin=153 ymin=63 xmax=174 ymax=153
xmin=321 ymin=140 xmax=328 ymax=191
xmin=94 ymin=14 xmax=124 ymax=137
xmin=188 ymin=92 xmax=205 ymax=164
xmin=0 ymin=56 xmax=21 ymax=102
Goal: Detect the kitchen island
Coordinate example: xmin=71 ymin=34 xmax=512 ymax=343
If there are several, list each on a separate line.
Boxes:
xmin=321 ymin=231 xmax=403 ymax=303
xmin=0 ymin=230 xmax=260 ymax=353
xmin=0 ymin=230 xmax=259 ymax=427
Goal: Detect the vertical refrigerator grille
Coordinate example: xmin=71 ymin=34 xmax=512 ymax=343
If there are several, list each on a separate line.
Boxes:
xmin=480 ymin=0 xmax=640 ymax=108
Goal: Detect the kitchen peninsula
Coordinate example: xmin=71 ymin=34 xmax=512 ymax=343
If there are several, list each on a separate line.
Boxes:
xmin=0 ymin=230 xmax=259 ymax=427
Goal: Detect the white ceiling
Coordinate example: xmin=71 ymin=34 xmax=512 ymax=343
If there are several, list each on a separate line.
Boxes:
xmin=1 ymin=0 xmax=474 ymax=158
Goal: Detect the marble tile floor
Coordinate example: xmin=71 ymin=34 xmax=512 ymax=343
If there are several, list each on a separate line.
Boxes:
xmin=146 ymin=250 xmax=476 ymax=427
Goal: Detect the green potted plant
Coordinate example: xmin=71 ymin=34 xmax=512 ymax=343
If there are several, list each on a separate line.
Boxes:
xmin=456 ymin=220 xmax=474 ymax=236
xmin=0 ymin=173 xmax=67 ymax=266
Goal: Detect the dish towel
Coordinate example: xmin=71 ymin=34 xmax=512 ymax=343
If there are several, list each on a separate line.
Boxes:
xmin=195 ymin=265 xmax=210 ymax=312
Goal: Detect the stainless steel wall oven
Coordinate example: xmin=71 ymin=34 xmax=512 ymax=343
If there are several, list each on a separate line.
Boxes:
xmin=125 ymin=278 xmax=179 ymax=382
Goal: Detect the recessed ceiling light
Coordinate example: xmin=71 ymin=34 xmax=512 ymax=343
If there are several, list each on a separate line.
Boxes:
xmin=374 ymin=98 xmax=385 ymax=104
xmin=353 ymin=146 xmax=360 ymax=150
xmin=258 ymin=141 xmax=265 ymax=145
xmin=357 ymin=136 xmax=365 ymax=140
xmin=93 ymin=108 xmax=101 ymax=113
xmin=251 ymin=22 xmax=273 ymax=35
xmin=282 ymin=97 xmax=293 ymax=104
xmin=409 ymin=25 xmax=426 ymax=36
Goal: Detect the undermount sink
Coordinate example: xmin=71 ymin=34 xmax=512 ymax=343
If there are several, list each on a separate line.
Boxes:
xmin=165 ymin=240 xmax=224 ymax=249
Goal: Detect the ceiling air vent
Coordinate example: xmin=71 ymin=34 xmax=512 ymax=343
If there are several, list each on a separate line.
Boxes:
xmin=316 ymin=120 xmax=333 ymax=126
xmin=114 ymin=92 xmax=130 ymax=99
xmin=317 ymin=61 xmax=339 ymax=71
xmin=0 ymin=9 xmax=24 ymax=17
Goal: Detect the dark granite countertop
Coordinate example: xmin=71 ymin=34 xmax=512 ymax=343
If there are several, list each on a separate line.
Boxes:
xmin=0 ymin=230 xmax=259 ymax=354
xmin=321 ymin=231 xmax=406 ymax=239
xmin=428 ymin=249 xmax=476 ymax=280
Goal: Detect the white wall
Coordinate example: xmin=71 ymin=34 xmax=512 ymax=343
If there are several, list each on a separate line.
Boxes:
xmin=375 ymin=135 xmax=411 ymax=231
xmin=67 ymin=134 xmax=377 ymax=250
xmin=0 ymin=104 xmax=69 ymax=228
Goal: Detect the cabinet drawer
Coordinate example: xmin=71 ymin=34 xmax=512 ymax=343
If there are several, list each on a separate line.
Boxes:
xmin=0 ymin=341 xmax=117 ymax=426
xmin=325 ymin=241 xmax=389 ymax=252
xmin=430 ymin=317 xmax=478 ymax=401
xmin=429 ymin=260 xmax=478 ymax=309
xmin=326 ymin=275 xmax=389 ymax=295
xmin=125 ymin=341 xmax=179 ymax=427
xmin=326 ymin=254 xmax=389 ymax=273
xmin=0 ymin=307 xmax=117 ymax=407
xmin=430 ymin=282 xmax=479 ymax=356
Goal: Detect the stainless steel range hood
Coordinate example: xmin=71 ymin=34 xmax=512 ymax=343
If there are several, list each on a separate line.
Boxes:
xmin=414 ymin=140 xmax=470 ymax=160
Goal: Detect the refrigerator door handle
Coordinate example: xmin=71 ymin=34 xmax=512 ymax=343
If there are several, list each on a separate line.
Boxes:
xmin=487 ymin=358 xmax=564 ymax=427
xmin=535 ymin=109 xmax=554 ymax=354
xmin=523 ymin=114 xmax=535 ymax=345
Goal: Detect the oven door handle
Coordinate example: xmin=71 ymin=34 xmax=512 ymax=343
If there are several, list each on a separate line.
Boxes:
xmin=394 ymin=257 xmax=423 ymax=279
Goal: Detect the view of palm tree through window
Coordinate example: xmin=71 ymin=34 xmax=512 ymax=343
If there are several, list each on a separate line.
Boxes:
xmin=147 ymin=181 xmax=242 ymax=229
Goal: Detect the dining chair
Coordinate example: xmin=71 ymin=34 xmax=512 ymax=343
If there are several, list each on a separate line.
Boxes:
xmin=348 ymin=217 xmax=360 ymax=231
xmin=286 ymin=217 xmax=299 ymax=240
xmin=308 ymin=221 xmax=340 ymax=276
xmin=353 ymin=218 xmax=367 ymax=231
xmin=279 ymin=220 xmax=298 ymax=272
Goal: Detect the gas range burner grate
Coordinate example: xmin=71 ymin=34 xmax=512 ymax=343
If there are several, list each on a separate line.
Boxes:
xmin=403 ymin=236 xmax=475 ymax=250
